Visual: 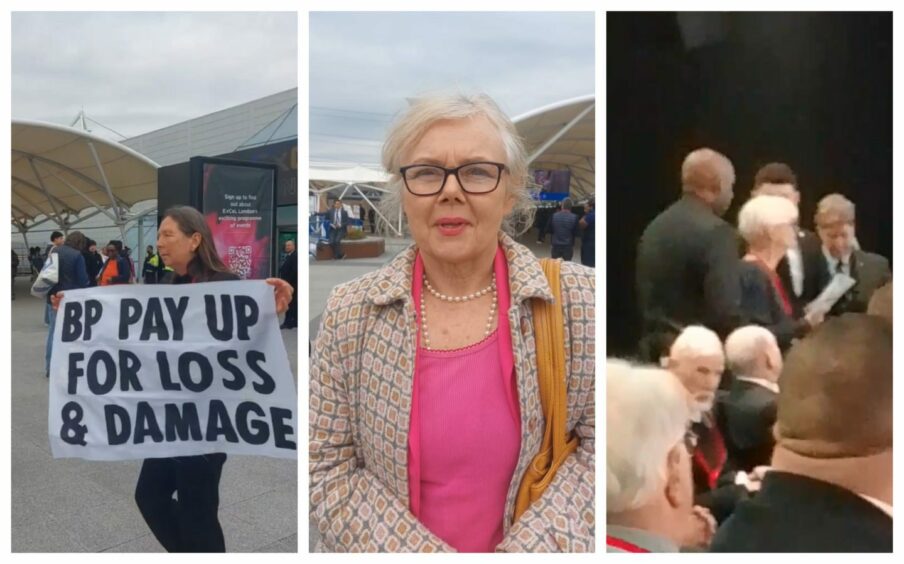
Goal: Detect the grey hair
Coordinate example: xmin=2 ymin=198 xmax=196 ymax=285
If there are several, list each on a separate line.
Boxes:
xmin=737 ymin=195 xmax=798 ymax=245
xmin=377 ymin=92 xmax=535 ymax=236
xmin=670 ymin=325 xmax=723 ymax=360
xmin=607 ymin=359 xmax=690 ymax=513
xmin=815 ymin=193 xmax=856 ymax=226
xmin=724 ymin=325 xmax=778 ymax=376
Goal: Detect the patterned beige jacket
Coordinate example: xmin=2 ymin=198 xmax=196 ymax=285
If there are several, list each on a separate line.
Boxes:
xmin=310 ymin=233 xmax=595 ymax=552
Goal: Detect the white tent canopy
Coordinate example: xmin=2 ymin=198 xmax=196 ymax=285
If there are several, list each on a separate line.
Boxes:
xmin=308 ymin=163 xmax=400 ymax=235
xmin=11 ymin=119 xmax=159 ymax=242
xmin=514 ymin=94 xmax=595 ymax=199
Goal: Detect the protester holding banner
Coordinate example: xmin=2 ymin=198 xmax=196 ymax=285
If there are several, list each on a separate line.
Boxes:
xmin=51 ymin=206 xmax=293 ymax=553
xmin=310 ymin=93 xmax=596 ymax=552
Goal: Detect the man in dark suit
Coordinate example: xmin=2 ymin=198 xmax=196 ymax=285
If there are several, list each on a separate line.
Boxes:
xmin=328 ymin=199 xmax=349 ymax=260
xmin=637 ymin=148 xmax=742 ymax=360
xmin=811 ymin=194 xmax=891 ymax=316
xmin=279 ymin=239 xmax=298 ymax=329
xmin=721 ymin=326 xmax=781 ymax=475
xmin=711 ymin=314 xmax=892 ymax=552
xmin=750 ymin=162 xmax=824 ymax=318
xmin=665 ymin=326 xmax=750 ymax=525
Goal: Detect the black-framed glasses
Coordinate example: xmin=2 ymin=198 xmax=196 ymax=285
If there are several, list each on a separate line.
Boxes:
xmin=399 ymin=161 xmax=506 ymax=196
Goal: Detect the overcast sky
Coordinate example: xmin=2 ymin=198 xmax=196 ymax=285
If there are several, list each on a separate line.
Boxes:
xmin=12 ymin=12 xmax=297 ymax=140
xmin=310 ymin=12 xmax=594 ymax=167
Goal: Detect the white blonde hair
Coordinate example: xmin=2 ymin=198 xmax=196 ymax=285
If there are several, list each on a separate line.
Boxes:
xmin=378 ymin=92 xmax=535 ymax=236
xmin=724 ymin=325 xmax=778 ymax=376
xmin=607 ymin=359 xmax=690 ymax=513
xmin=737 ymin=194 xmax=799 ymax=245
xmin=670 ymin=325 xmax=723 ymax=360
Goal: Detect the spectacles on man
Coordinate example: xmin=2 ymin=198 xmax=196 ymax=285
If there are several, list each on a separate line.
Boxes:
xmin=400 ymin=161 xmax=506 ymax=196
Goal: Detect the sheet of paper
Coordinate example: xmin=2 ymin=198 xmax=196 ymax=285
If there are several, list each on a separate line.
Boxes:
xmin=804 ymin=273 xmax=857 ymax=316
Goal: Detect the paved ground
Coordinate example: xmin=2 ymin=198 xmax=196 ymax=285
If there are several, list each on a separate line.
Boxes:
xmin=11 ymin=278 xmax=298 ymax=553
xmin=305 ymin=233 xmax=564 ymax=550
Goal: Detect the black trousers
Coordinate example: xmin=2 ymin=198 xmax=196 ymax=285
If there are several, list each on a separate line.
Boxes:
xmin=135 ymin=454 xmax=227 ymax=552
xmin=551 ymin=244 xmax=574 ymax=261
xmin=283 ymin=284 xmax=298 ymax=327
xmin=328 ymin=228 xmax=344 ymax=258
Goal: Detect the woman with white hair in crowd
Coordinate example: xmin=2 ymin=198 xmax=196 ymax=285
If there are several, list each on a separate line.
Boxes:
xmin=309 ymin=93 xmax=595 ymax=552
xmin=737 ymin=195 xmax=823 ymax=350
xmin=607 ymin=359 xmax=715 ymax=552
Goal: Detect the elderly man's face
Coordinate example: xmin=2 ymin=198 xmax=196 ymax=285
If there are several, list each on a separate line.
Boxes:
xmin=670 ymin=352 xmax=725 ymax=413
xmin=401 ymin=115 xmax=514 ymax=267
xmin=817 ymin=220 xmax=855 ymax=259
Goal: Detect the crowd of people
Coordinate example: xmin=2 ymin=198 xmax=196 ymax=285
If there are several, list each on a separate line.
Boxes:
xmin=607 ymin=148 xmax=892 ymax=552
xmin=535 ymin=198 xmax=595 ymax=267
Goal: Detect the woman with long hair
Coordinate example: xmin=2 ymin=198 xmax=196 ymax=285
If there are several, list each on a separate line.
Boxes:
xmin=52 ymin=206 xmax=292 ymax=552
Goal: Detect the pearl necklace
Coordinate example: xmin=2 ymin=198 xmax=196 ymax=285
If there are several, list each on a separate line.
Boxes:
xmin=423 ymin=276 xmax=494 ymax=302
xmin=420 ymin=275 xmax=497 ymax=350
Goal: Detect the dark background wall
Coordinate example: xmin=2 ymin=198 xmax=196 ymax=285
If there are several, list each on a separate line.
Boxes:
xmin=607 ymin=12 xmax=892 ymax=357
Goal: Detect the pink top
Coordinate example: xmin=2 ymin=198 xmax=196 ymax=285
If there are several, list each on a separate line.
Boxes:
xmin=417 ymin=332 xmax=520 ymax=552
xmin=407 ymin=245 xmax=522 ymax=552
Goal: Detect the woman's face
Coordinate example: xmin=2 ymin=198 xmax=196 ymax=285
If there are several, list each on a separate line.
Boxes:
xmin=401 ymin=116 xmax=515 ymax=267
xmin=157 ymin=216 xmax=200 ymax=274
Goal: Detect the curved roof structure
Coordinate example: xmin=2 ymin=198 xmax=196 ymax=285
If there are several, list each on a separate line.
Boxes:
xmin=11 ymin=119 xmax=159 ymax=230
xmin=513 ymin=94 xmax=595 ymax=199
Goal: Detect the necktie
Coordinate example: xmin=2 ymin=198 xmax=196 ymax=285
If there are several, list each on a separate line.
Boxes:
xmin=836 ymin=260 xmax=845 ymax=275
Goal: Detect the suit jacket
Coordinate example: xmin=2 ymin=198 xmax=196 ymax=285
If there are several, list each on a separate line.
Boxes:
xmin=812 ymin=249 xmax=891 ymax=316
xmin=279 ymin=250 xmax=298 ymax=287
xmin=309 ymin=233 xmax=595 ymax=552
xmin=636 ymin=195 xmax=742 ymax=341
xmin=710 ymin=471 xmax=892 ymax=552
xmin=691 ymin=403 xmax=749 ymax=524
xmin=720 ymin=379 xmax=777 ymax=474
xmin=775 ymin=229 xmax=823 ymax=318
xmin=329 ymin=208 xmax=351 ymax=234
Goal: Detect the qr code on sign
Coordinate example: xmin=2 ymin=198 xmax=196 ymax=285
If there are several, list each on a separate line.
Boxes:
xmin=227 ymin=245 xmax=253 ymax=279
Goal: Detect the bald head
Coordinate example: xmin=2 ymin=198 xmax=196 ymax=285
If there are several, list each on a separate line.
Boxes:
xmin=776 ymin=314 xmax=892 ymax=458
xmin=681 ymin=148 xmax=735 ymax=216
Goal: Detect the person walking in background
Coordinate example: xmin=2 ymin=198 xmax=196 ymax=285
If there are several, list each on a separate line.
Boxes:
xmin=83 ymin=239 xmax=104 ymax=287
xmin=546 ymin=198 xmax=579 ymax=260
xmin=328 ymin=199 xmax=349 ymax=260
xmin=142 ymin=245 xmax=163 ymax=284
xmin=12 ymin=248 xmax=19 ymax=300
xmin=580 ymin=199 xmax=595 ymax=267
xmin=279 ymin=239 xmax=298 ymax=329
xmin=368 ymin=207 xmax=376 ymax=234
xmin=98 ymin=241 xmax=132 ymax=286
xmin=45 ymin=231 xmax=90 ymax=378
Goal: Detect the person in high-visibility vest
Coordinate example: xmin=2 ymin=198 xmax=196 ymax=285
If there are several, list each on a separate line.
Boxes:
xmin=142 ymin=245 xmax=164 ymax=284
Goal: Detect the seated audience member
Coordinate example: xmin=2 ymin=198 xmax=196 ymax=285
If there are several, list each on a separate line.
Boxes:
xmin=867 ymin=281 xmax=892 ymax=325
xmin=607 ymin=360 xmax=715 ymax=552
xmin=666 ymin=326 xmax=749 ymax=524
xmin=737 ymin=195 xmax=822 ymax=351
xmin=750 ymin=163 xmax=823 ymax=317
xmin=711 ymin=314 xmax=892 ymax=552
xmin=721 ymin=326 xmax=781 ymax=476
xmin=813 ymin=194 xmax=891 ymax=316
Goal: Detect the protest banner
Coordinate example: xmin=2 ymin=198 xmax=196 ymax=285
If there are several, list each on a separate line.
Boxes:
xmin=48 ymin=280 xmax=297 ymax=461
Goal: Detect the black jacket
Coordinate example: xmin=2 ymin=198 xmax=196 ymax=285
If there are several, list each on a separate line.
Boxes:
xmin=711 ymin=471 xmax=892 ymax=552
xmin=636 ymin=195 xmax=742 ymax=340
xmin=811 ymin=249 xmax=892 ymax=316
xmin=279 ymin=251 xmax=297 ymax=287
xmin=721 ymin=379 xmax=777 ymax=474
xmin=738 ymin=261 xmax=806 ymax=351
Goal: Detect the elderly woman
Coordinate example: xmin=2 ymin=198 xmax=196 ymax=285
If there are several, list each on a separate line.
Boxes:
xmin=309 ymin=94 xmax=595 ymax=552
xmin=738 ymin=195 xmax=821 ymax=351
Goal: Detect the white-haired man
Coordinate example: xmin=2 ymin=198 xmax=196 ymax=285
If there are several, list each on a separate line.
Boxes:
xmin=607 ymin=360 xmax=715 ymax=552
xmin=636 ymin=148 xmax=742 ymax=361
xmin=721 ymin=326 xmax=782 ymax=478
xmin=812 ymin=194 xmax=891 ymax=316
xmin=666 ymin=325 xmax=749 ymax=524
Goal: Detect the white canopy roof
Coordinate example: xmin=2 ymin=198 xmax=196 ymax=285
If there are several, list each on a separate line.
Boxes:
xmin=514 ymin=94 xmax=595 ymax=199
xmin=11 ymin=119 xmax=159 ymax=231
xmin=309 ymin=164 xmax=389 ymax=186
